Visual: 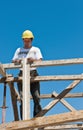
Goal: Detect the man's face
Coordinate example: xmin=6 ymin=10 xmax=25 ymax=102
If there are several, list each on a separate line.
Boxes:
xmin=23 ymin=38 xmax=32 ymax=48
xmin=23 ymin=38 xmax=32 ymax=44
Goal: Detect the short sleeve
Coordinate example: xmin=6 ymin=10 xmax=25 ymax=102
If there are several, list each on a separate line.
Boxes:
xmin=12 ymin=48 xmax=20 ymax=61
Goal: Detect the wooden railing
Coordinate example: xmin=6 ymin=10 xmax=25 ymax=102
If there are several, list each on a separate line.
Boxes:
xmin=0 ymin=58 xmax=83 ymax=130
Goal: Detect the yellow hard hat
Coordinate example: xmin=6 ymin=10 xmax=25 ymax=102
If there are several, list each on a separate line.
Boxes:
xmin=22 ymin=30 xmax=34 ymax=39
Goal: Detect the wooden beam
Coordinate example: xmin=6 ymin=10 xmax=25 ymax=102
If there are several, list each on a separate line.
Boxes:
xmin=0 ymin=74 xmax=83 ymax=83
xmin=0 ymin=64 xmax=19 ymax=121
xmin=44 ymin=123 xmax=83 ymax=129
xmin=22 ymin=59 xmax=30 ymax=120
xmin=9 ymin=82 xmax=19 ymax=121
xmin=3 ymin=58 xmax=83 ymax=69
xmin=31 ymin=75 xmax=83 ymax=81
xmin=38 ymin=93 xmax=83 ymax=99
xmin=0 ymin=64 xmax=6 ymax=76
xmin=3 ymin=63 xmax=21 ymax=69
xmin=52 ymin=91 xmax=76 ymax=111
xmin=0 ymin=110 xmax=83 ymax=130
xmin=36 ymin=80 xmax=81 ymax=117
xmin=31 ymin=58 xmax=83 ymax=67
xmin=16 ymin=92 xmax=83 ymax=102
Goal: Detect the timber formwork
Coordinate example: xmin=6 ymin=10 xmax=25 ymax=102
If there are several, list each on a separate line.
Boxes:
xmin=0 ymin=58 xmax=83 ymax=130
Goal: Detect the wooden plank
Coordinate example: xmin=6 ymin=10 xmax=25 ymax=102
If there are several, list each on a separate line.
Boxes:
xmin=44 ymin=124 xmax=83 ymax=129
xmin=3 ymin=63 xmax=21 ymax=69
xmin=36 ymin=93 xmax=83 ymax=99
xmin=1 ymin=75 xmax=83 ymax=83
xmin=31 ymin=75 xmax=83 ymax=81
xmin=22 ymin=59 xmax=30 ymax=120
xmin=36 ymin=80 xmax=81 ymax=117
xmin=9 ymin=82 xmax=19 ymax=121
xmin=52 ymin=91 xmax=76 ymax=111
xmin=0 ymin=110 xmax=83 ymax=130
xmin=0 ymin=64 xmax=6 ymax=76
xmin=3 ymin=58 xmax=83 ymax=69
xmin=0 ymin=64 xmax=19 ymax=121
xmin=31 ymin=58 xmax=83 ymax=67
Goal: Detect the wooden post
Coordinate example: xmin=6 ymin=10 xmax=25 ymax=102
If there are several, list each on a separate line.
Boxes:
xmin=22 ymin=58 xmax=30 ymax=120
xmin=0 ymin=64 xmax=19 ymax=121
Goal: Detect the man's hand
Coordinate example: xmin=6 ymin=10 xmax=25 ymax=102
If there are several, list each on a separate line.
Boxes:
xmin=27 ymin=58 xmax=34 ymax=64
xmin=12 ymin=60 xmax=21 ymax=65
xmin=27 ymin=58 xmax=42 ymax=64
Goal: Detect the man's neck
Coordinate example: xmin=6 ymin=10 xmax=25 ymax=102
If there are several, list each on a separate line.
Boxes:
xmin=24 ymin=45 xmax=32 ymax=49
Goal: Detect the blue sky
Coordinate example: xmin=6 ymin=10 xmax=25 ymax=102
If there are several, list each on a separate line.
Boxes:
xmin=0 ymin=0 xmax=83 ymax=124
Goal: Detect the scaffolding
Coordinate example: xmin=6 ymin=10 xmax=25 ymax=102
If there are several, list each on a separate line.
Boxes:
xmin=0 ymin=58 xmax=83 ymax=130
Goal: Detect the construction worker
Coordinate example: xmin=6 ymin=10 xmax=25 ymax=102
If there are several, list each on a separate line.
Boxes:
xmin=12 ymin=30 xmax=43 ymax=119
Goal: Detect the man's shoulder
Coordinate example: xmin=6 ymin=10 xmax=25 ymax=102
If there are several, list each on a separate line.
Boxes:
xmin=31 ymin=46 xmax=40 ymax=50
xmin=16 ymin=47 xmax=24 ymax=51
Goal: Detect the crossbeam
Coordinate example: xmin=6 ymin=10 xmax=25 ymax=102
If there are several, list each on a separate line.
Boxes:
xmin=0 ymin=110 xmax=83 ymax=130
xmin=0 ymin=75 xmax=83 ymax=83
xmin=36 ymin=80 xmax=81 ymax=117
xmin=52 ymin=91 xmax=76 ymax=111
xmin=3 ymin=58 xmax=83 ymax=69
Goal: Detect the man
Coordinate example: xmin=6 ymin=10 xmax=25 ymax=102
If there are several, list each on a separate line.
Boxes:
xmin=12 ymin=30 xmax=43 ymax=119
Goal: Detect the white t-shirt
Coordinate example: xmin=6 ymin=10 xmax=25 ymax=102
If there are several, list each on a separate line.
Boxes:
xmin=12 ymin=46 xmax=43 ymax=70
